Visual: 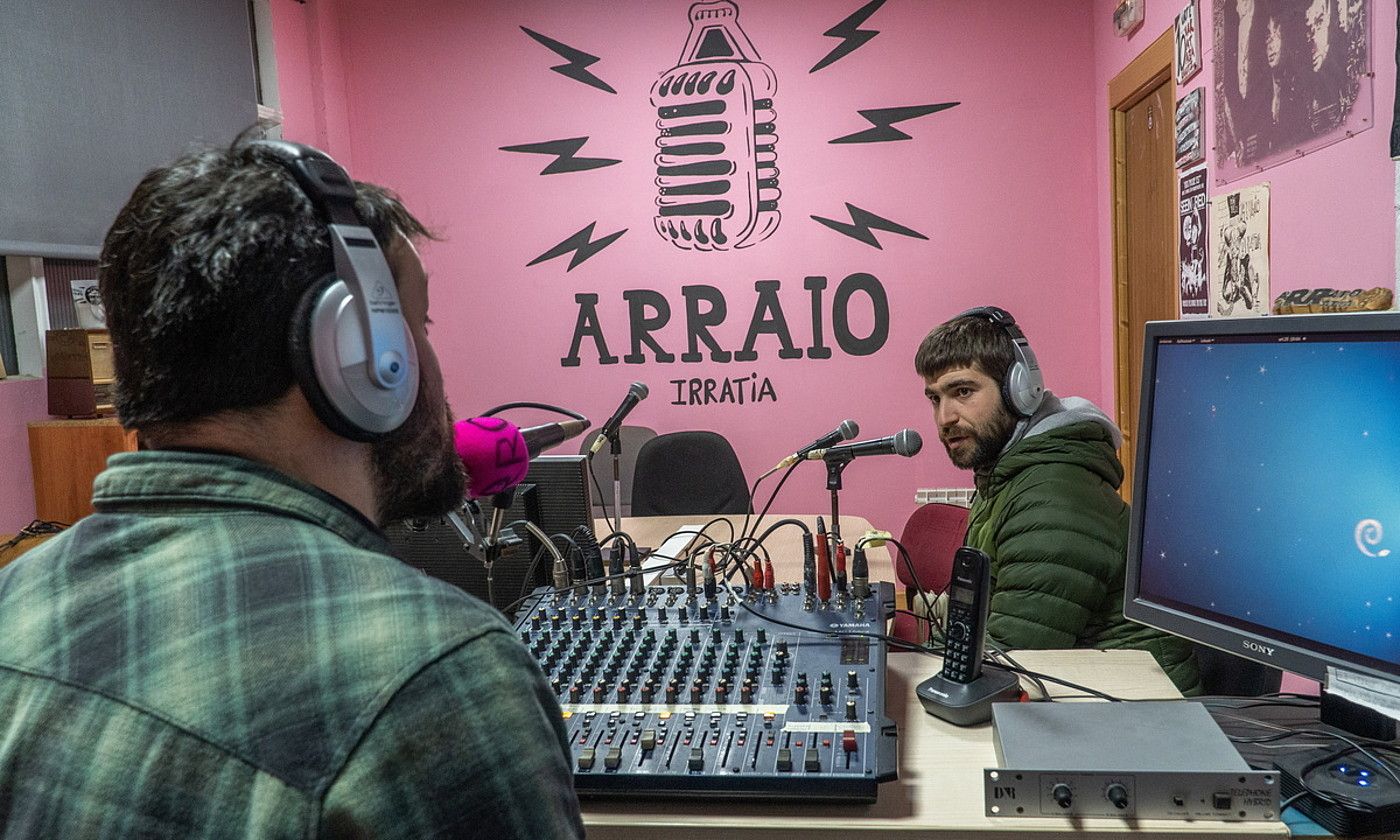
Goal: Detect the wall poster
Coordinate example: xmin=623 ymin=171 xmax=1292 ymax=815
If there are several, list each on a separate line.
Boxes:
xmin=1178 ymin=165 xmax=1209 ymax=317
xmin=1175 ymin=88 xmax=1205 ymax=168
xmin=1214 ymin=0 xmax=1372 ymax=184
xmin=1176 ymin=1 xmax=1203 ymax=84
xmin=1209 ymin=183 xmax=1270 ymax=318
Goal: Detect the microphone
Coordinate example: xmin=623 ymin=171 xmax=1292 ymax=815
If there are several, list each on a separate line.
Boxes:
xmin=587 ymin=382 xmax=649 ymax=456
xmin=454 ymin=416 xmax=591 ymax=499
xmin=806 ymin=429 xmax=923 ymax=461
xmin=770 ymin=420 xmax=859 ymax=473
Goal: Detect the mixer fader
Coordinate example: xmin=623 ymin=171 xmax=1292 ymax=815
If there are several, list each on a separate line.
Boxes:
xmin=516 ymin=577 xmax=899 ymax=801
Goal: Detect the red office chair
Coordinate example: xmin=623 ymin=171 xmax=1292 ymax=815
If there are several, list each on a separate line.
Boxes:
xmin=890 ymin=502 xmax=970 ymax=644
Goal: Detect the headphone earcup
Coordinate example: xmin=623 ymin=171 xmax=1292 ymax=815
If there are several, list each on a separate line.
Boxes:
xmin=290 ymin=274 xmax=379 ymax=442
xmin=290 ymin=274 xmax=419 ymax=442
xmin=1002 ymin=360 xmax=1045 ymax=418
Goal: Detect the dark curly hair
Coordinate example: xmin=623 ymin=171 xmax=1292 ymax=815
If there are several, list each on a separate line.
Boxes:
xmin=98 ymin=128 xmax=432 ymax=433
xmin=913 ymin=313 xmax=1016 ymax=385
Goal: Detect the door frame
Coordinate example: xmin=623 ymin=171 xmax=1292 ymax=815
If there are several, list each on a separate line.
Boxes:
xmin=1109 ymin=27 xmax=1176 ymax=497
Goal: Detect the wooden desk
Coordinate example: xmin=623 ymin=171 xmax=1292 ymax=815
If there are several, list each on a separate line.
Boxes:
xmin=581 ymin=649 xmax=1287 ymax=839
xmin=580 ymin=516 xmax=1287 ymax=838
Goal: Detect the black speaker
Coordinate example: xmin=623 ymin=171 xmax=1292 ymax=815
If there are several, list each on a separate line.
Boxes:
xmin=384 ymin=455 xmax=594 ymax=615
xmin=385 ymin=488 xmax=547 ymax=615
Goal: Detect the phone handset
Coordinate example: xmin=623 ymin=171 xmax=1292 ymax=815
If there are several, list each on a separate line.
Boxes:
xmin=940 ymin=546 xmax=992 ymax=683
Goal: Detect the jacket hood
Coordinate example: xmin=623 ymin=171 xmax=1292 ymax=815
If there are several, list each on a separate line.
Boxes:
xmin=976 ymin=392 xmax=1125 ymax=494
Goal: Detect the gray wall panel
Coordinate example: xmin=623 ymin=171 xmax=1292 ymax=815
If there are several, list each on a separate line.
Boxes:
xmin=1 ymin=0 xmax=258 ymax=253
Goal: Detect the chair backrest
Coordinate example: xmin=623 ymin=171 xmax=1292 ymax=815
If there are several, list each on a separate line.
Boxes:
xmin=579 ymin=425 xmax=657 ymax=519
xmin=894 ymin=502 xmax=970 ymax=592
xmin=631 ymin=430 xmax=751 ymax=517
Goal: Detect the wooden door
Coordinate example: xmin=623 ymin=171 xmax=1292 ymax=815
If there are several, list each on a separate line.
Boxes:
xmin=1110 ymin=29 xmax=1177 ymax=502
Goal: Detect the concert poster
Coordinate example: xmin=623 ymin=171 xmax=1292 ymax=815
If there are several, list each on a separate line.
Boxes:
xmin=1176 ymin=1 xmax=1203 ymax=84
xmin=1178 ymin=166 xmax=1209 ymax=318
xmin=1214 ymin=0 xmax=1373 ymax=184
xmin=1208 ymin=183 xmax=1270 ymax=318
xmin=1176 ymin=88 xmax=1205 ymax=168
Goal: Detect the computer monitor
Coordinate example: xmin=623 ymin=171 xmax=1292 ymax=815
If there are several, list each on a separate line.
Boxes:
xmin=1125 ymin=312 xmax=1400 ymax=696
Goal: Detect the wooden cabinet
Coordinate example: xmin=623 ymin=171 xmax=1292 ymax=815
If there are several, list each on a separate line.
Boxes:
xmin=28 ymin=419 xmax=138 ymax=524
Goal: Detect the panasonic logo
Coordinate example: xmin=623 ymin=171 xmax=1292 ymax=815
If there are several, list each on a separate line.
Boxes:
xmin=1242 ymin=641 xmax=1276 ymax=657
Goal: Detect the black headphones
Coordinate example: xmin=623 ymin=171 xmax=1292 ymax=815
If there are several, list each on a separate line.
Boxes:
xmin=954 ymin=306 xmax=1045 ymax=418
xmin=251 ymin=140 xmax=419 ymax=442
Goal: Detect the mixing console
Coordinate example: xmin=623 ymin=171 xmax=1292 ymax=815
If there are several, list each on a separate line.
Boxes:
xmin=515 ymin=579 xmax=899 ymax=801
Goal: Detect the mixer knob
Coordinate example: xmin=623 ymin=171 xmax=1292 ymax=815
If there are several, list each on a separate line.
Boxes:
xmin=756 ymin=629 xmax=767 ymax=643
xmin=795 ymin=684 xmax=809 ymax=705
xmin=820 ymin=685 xmax=833 ymax=705
xmin=848 ymin=670 xmax=859 ymax=690
xmin=845 ymin=699 xmax=858 ymax=720
xmin=688 ymin=747 xmax=705 ymax=771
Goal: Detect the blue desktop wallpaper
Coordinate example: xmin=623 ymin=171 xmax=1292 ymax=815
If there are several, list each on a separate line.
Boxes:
xmin=1139 ymin=337 xmax=1400 ymax=669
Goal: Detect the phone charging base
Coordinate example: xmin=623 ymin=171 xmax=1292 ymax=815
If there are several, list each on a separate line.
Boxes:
xmin=916 ymin=664 xmax=1021 ymax=726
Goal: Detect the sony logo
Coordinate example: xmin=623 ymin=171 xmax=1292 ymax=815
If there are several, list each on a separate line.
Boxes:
xmin=1242 ymin=640 xmax=1276 ymax=657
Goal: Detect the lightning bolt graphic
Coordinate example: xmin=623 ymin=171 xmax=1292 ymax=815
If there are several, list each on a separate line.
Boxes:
xmin=521 ymin=27 xmax=617 ymax=94
xmin=830 ymin=102 xmax=961 ymax=144
xmin=499 ymin=137 xmax=621 ymax=175
xmin=810 ymin=203 xmax=928 ymax=250
xmin=527 ymin=222 xmax=628 ymax=271
xmin=810 ymin=0 xmax=888 ymax=73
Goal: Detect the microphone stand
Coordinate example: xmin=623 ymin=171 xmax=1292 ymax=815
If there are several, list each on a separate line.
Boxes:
xmin=609 ymin=430 xmax=624 ymax=537
xmin=824 ymin=454 xmax=852 ymax=545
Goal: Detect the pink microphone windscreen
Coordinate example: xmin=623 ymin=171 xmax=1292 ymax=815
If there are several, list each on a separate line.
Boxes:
xmin=454 ymin=417 xmax=529 ymax=499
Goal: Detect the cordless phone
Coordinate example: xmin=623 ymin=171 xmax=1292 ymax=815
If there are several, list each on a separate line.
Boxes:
xmin=940 ymin=547 xmax=991 ymax=683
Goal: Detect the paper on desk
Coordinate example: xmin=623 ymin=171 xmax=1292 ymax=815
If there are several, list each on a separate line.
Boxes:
xmin=643 ymin=525 xmax=703 ymax=585
xmin=1327 ymin=666 xmax=1400 ymax=721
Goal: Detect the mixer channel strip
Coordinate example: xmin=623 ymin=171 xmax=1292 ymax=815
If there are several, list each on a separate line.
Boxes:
xmin=515 ymin=581 xmax=899 ymax=801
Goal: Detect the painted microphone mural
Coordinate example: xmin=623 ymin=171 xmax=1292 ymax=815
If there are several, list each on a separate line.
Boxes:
xmin=651 ymin=1 xmax=781 ymax=251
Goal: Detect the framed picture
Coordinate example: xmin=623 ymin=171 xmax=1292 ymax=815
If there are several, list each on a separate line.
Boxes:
xmin=1214 ymin=0 xmax=1373 ymax=183
xmin=1114 ymin=0 xmax=1145 ymax=38
xmin=1175 ymin=1 xmax=1202 ymax=84
xmin=1175 ymin=88 xmax=1205 ymax=168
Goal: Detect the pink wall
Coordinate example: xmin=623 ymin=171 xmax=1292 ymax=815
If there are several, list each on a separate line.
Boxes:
xmin=290 ymin=0 xmax=1103 ymax=534
xmin=0 ymin=380 xmax=45 ymax=530
xmin=269 ymin=0 xmax=355 ymax=167
xmin=1091 ymin=0 xmax=1398 ymax=411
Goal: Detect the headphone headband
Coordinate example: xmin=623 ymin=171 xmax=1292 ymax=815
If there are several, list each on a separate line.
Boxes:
xmin=250 ymin=139 xmax=419 ymax=441
xmin=951 ymin=305 xmax=1044 ymax=417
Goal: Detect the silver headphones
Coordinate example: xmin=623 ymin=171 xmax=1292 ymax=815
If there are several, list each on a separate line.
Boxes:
xmin=252 ymin=140 xmax=419 ymax=441
xmin=955 ymin=306 xmax=1045 ymax=418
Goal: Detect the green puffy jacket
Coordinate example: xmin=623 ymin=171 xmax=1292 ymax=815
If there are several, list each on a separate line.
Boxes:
xmin=965 ymin=418 xmax=1202 ymax=696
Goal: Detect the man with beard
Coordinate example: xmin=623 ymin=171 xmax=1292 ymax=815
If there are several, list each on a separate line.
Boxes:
xmin=914 ymin=307 xmax=1200 ymax=694
xmin=0 ymin=135 xmax=583 ymax=838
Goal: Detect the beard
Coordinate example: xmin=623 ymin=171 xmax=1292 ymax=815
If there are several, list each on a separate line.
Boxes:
xmin=370 ymin=374 xmax=465 ymax=525
xmin=942 ymin=404 xmax=1017 ymax=472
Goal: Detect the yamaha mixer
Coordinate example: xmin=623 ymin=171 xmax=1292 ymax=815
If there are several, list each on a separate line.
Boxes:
xmin=514 ymin=569 xmax=899 ymax=801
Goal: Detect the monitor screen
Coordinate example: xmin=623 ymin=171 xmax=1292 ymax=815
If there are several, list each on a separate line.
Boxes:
xmin=1126 ymin=313 xmax=1400 ymax=684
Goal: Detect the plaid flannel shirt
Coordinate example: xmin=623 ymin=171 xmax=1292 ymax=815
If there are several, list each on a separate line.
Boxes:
xmin=0 ymin=450 xmax=583 ymax=839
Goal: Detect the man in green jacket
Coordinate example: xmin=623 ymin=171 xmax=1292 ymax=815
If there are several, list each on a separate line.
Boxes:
xmin=915 ymin=307 xmax=1201 ymax=695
